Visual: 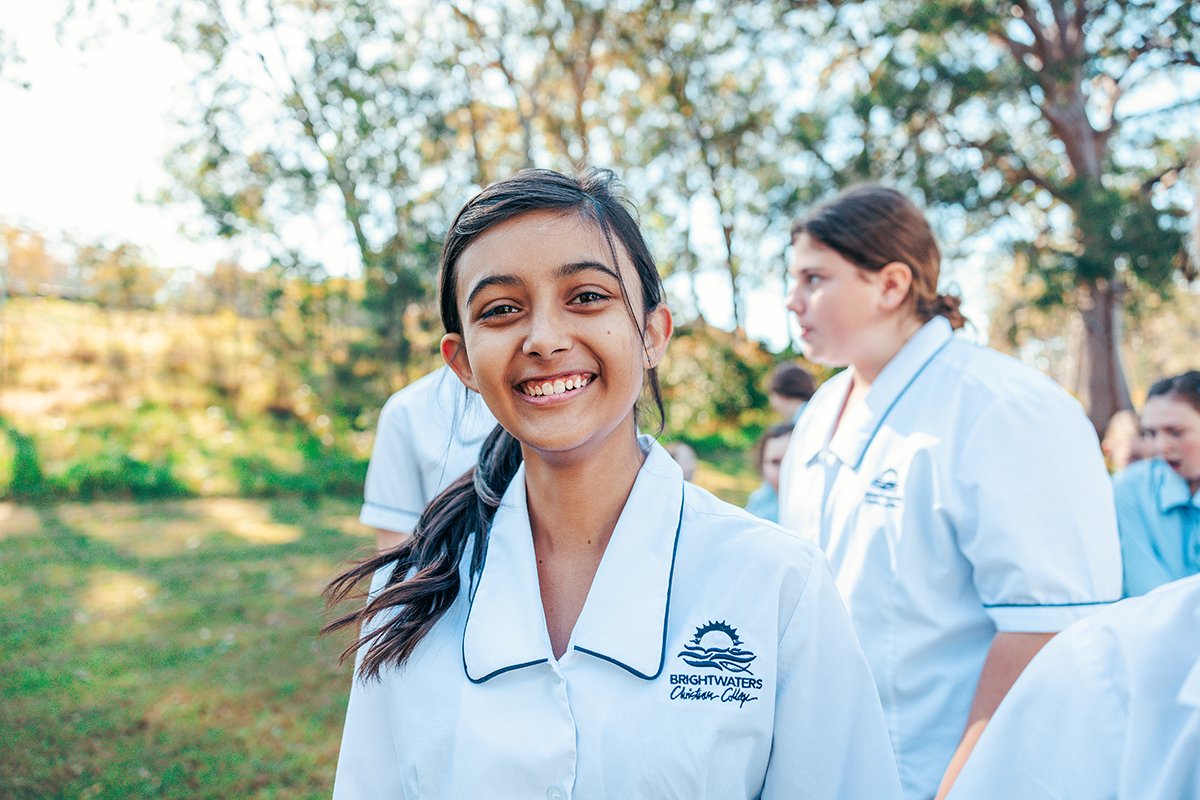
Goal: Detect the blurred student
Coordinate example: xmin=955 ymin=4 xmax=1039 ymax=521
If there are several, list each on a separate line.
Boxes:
xmin=767 ymin=362 xmax=815 ymax=422
xmin=361 ymin=366 xmax=496 ymax=551
xmin=1101 ymin=408 xmax=1146 ymax=473
xmin=778 ymin=184 xmax=1121 ymax=800
xmin=948 ymin=572 xmax=1200 ymax=800
xmin=664 ymin=441 xmax=698 ymax=481
xmin=745 ymin=423 xmax=793 ymax=523
xmin=1114 ymin=370 xmax=1200 ymax=597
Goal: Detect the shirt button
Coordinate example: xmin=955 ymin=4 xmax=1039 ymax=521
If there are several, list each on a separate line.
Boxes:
xmin=546 ymin=788 xmax=565 ymax=800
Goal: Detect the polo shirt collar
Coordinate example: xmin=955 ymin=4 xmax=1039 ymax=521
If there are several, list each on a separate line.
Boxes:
xmin=826 ymin=316 xmax=953 ymax=470
xmin=1155 ymin=458 xmax=1200 ymax=513
xmin=462 ymin=437 xmax=684 ymax=683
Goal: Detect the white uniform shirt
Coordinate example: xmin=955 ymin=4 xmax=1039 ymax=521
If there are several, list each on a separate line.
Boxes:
xmin=949 ymin=573 xmax=1200 ymax=799
xmin=335 ymin=439 xmax=902 ymax=799
xmin=778 ymin=317 xmax=1122 ymax=799
xmin=359 ymin=367 xmax=497 ymax=533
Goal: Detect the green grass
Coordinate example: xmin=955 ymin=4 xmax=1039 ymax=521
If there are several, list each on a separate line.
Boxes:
xmin=0 ymin=497 xmax=373 ymax=800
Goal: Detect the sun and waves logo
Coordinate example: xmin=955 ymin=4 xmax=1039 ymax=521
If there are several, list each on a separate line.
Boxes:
xmin=677 ymin=620 xmax=757 ymax=674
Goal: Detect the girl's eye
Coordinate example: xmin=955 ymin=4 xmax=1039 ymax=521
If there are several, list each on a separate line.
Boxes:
xmin=572 ymin=290 xmax=610 ymax=305
xmin=479 ymin=303 xmax=519 ymax=320
xmin=805 ymin=274 xmax=824 ymax=286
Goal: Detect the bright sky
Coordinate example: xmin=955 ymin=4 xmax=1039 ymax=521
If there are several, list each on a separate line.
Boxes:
xmin=0 ymin=3 xmax=229 ymax=267
xmin=0 ymin=2 xmax=998 ymax=351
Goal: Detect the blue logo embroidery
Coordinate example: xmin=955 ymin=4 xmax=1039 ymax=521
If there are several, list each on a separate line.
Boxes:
xmin=864 ymin=468 xmax=902 ymax=508
xmin=677 ymin=621 xmax=757 ymax=674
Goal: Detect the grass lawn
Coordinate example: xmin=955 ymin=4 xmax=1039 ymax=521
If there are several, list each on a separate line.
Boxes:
xmin=0 ymin=456 xmax=758 ymax=799
xmin=0 ymin=497 xmax=373 ymax=800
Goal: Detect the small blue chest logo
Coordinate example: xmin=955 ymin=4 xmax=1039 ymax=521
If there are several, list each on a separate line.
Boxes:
xmin=864 ymin=468 xmax=902 ymax=508
xmin=677 ymin=621 xmax=757 ymax=674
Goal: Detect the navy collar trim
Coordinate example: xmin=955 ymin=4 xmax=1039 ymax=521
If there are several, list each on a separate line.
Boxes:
xmin=573 ymin=490 xmax=685 ymax=681
xmin=847 ymin=337 xmax=952 ymax=471
xmin=461 ymin=478 xmax=686 ymax=685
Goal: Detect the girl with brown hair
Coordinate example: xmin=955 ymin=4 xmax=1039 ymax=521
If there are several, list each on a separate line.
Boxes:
xmin=778 ymin=184 xmax=1122 ymax=799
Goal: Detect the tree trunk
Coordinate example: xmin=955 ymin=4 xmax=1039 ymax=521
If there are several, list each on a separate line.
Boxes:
xmin=1074 ymin=280 xmax=1132 ymax=434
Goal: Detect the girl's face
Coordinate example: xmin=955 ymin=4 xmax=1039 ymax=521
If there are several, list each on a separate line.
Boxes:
xmin=761 ymin=434 xmax=790 ymax=491
xmin=1141 ymin=395 xmax=1200 ymax=491
xmin=785 ymin=233 xmax=892 ymax=368
xmin=441 ymin=210 xmax=671 ymax=463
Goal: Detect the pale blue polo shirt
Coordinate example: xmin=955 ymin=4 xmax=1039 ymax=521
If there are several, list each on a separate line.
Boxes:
xmin=1114 ymin=457 xmax=1200 ymax=597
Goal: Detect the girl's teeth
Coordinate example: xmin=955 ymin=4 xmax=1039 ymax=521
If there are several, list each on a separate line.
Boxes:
xmin=525 ymin=375 xmax=591 ymax=396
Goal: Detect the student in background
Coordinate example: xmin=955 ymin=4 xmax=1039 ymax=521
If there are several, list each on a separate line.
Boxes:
xmin=1114 ymin=370 xmax=1200 ymax=596
xmin=949 ymin=573 xmax=1200 ymax=800
xmin=778 ymin=184 xmax=1121 ymax=800
xmin=359 ymin=367 xmax=496 ymax=552
xmin=745 ymin=423 xmax=793 ymax=523
xmin=1101 ymin=408 xmax=1146 ymax=473
xmin=766 ymin=362 xmax=815 ymax=423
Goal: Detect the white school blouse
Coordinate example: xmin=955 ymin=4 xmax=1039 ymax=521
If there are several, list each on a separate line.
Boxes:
xmin=949 ymin=573 xmax=1200 ymax=799
xmin=359 ymin=367 xmax=497 ymax=533
xmin=334 ymin=439 xmax=902 ymax=799
xmin=778 ymin=317 xmax=1122 ymax=799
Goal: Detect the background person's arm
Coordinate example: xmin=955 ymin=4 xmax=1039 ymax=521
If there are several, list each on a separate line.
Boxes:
xmin=934 ymin=631 xmax=1053 ymax=799
xmin=375 ymin=527 xmax=410 ymax=552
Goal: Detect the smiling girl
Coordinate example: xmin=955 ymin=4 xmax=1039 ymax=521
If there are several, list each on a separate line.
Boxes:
xmin=777 ymin=184 xmax=1123 ymax=800
xmin=324 ymin=169 xmax=900 ymax=799
xmin=1114 ymin=370 xmax=1200 ymax=596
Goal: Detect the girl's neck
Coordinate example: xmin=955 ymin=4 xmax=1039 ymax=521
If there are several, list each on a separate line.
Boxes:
xmin=521 ymin=416 xmax=646 ymax=558
xmin=851 ymin=313 xmax=927 ymax=390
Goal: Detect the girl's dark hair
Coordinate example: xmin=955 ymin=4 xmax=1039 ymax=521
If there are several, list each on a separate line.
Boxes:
xmin=790 ymin=184 xmax=967 ymax=330
xmin=323 ymin=167 xmax=668 ymax=678
xmin=768 ymin=362 xmax=815 ymax=401
xmin=1147 ymin=370 xmax=1200 ymax=414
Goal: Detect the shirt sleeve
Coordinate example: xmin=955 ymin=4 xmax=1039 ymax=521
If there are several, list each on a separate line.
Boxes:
xmin=1114 ymin=469 xmax=1175 ymax=597
xmin=333 ymin=566 xmax=405 ymax=798
xmin=947 ymin=617 xmax=1126 ymax=799
xmin=359 ymin=394 xmax=426 ymax=534
xmin=760 ymin=553 xmax=903 ymax=799
xmin=953 ymin=391 xmax=1123 ymax=632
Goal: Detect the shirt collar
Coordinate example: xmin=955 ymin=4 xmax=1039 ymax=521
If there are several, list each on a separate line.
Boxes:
xmin=462 ymin=437 xmax=684 ymax=683
xmin=825 ymin=316 xmax=954 ymax=470
xmin=1154 ymin=458 xmax=1200 ymax=513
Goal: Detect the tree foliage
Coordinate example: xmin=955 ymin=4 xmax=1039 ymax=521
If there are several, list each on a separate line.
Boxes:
xmin=811 ymin=0 xmax=1200 ymax=426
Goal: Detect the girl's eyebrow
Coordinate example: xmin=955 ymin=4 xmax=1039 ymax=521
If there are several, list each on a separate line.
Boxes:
xmin=555 ymin=260 xmax=620 ymax=283
xmin=465 ymin=274 xmax=523 ymax=309
xmin=465 ymin=261 xmax=620 ymax=308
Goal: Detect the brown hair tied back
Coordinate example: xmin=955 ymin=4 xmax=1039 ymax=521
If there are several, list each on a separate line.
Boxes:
xmin=791 ymin=184 xmax=968 ymax=330
xmin=920 ymin=292 xmax=967 ymax=331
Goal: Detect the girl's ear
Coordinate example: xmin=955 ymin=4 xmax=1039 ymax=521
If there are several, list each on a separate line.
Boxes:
xmin=641 ymin=304 xmax=674 ymax=369
xmin=877 ymin=261 xmax=914 ymax=313
xmin=441 ymin=333 xmax=478 ymax=391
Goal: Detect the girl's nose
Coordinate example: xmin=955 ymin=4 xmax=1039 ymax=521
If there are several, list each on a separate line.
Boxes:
xmin=522 ymin=309 xmax=571 ymax=359
xmin=785 ymin=283 xmax=805 ymax=316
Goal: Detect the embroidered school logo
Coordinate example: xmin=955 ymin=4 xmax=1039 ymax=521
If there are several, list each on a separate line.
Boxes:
xmin=864 ymin=468 xmax=902 ymax=508
xmin=677 ymin=621 xmax=757 ymax=674
xmin=669 ymin=620 xmax=762 ymax=708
